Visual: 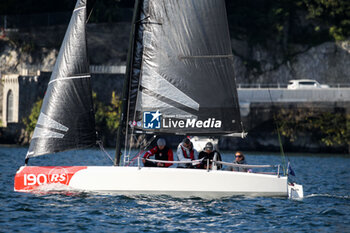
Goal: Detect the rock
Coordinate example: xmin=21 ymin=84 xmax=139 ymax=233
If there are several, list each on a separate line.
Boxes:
xmin=231 ymin=38 xmax=350 ymax=86
xmin=1 ymin=23 xmax=349 ymax=87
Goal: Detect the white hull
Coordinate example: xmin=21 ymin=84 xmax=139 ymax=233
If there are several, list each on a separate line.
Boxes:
xmin=15 ymin=166 xmax=288 ymax=197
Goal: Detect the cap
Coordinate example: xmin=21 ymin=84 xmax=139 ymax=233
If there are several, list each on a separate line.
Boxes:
xmin=182 ymin=138 xmax=190 ymax=144
xmin=204 ymin=142 xmax=214 ymax=151
xmin=157 ymin=138 xmax=166 ymax=146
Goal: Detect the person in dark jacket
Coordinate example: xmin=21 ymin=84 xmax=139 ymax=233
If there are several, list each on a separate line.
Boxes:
xmin=142 ymin=138 xmax=174 ymax=167
xmin=198 ymin=142 xmax=222 ymax=170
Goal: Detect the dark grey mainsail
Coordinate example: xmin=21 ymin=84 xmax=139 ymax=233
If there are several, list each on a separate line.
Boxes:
xmin=26 ymin=0 xmax=96 ymax=159
xmin=126 ymin=0 xmax=242 ymax=135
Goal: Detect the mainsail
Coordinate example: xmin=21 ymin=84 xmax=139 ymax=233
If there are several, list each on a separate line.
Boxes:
xmin=26 ymin=0 xmax=96 ymax=159
xmin=126 ymin=0 xmax=242 ymax=135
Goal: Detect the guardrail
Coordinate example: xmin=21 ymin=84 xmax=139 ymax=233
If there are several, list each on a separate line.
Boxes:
xmin=238 ymin=88 xmax=350 ymax=103
xmin=143 ymin=158 xmax=281 ymax=175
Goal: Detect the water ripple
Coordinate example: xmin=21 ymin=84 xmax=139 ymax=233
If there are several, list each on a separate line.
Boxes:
xmin=1 ymin=148 xmax=350 ymax=232
xmin=305 ymin=193 xmax=350 ymax=200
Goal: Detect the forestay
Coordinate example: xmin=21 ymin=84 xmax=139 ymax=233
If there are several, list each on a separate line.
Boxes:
xmin=127 ymin=0 xmax=242 ymax=135
xmin=26 ymin=0 xmax=96 ymax=159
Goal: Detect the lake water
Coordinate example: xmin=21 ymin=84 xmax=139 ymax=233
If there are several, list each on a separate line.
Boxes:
xmin=1 ymin=146 xmax=349 ymax=232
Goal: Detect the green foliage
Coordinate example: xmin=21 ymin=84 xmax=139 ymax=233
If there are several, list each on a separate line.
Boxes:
xmin=22 ymin=98 xmax=43 ymax=134
xmin=226 ymin=0 xmax=349 ymax=48
xmin=329 ymin=26 xmax=346 ymax=41
xmin=276 ymin=108 xmax=350 ymax=148
xmin=298 ymin=0 xmax=350 ymax=41
xmin=106 ymin=91 xmax=122 ymax=131
xmin=22 ymin=92 xmax=122 ymax=140
xmin=93 ymin=91 xmax=122 ymax=137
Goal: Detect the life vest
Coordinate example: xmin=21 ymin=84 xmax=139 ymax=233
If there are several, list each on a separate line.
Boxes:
xmin=155 ymin=146 xmax=170 ymax=160
xmin=180 ymin=146 xmax=194 ymax=160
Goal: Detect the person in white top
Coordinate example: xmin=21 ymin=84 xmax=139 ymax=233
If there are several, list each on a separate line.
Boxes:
xmin=176 ymin=138 xmax=199 ymax=168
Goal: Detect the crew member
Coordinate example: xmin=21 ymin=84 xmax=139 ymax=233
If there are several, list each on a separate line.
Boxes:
xmin=228 ymin=151 xmax=248 ymax=172
xmin=142 ymin=138 xmax=174 ymax=167
xmin=176 ymin=138 xmax=198 ymax=168
xmin=198 ymin=142 xmax=222 ymax=170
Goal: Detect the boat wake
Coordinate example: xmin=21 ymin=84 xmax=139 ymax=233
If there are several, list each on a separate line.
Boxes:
xmin=32 ymin=183 xmax=85 ymax=196
xmin=304 ymin=193 xmax=350 ymax=200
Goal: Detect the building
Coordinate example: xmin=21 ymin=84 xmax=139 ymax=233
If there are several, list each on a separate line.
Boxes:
xmin=2 ymin=71 xmax=49 ymax=127
xmin=1 ymin=66 xmax=125 ymax=128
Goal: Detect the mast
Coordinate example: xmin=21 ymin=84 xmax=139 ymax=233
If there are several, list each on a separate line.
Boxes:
xmin=125 ymin=0 xmax=243 ymax=136
xmin=116 ymin=0 xmax=244 ymax=166
xmin=114 ymin=0 xmax=141 ymax=166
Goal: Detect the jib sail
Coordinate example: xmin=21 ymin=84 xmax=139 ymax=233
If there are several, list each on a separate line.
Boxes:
xmin=126 ymin=0 xmax=242 ymax=135
xmin=26 ymin=0 xmax=96 ymax=159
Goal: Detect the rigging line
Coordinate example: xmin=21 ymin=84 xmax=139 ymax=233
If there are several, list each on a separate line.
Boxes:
xmin=115 ymin=0 xmax=140 ymax=166
xmin=125 ymin=59 xmax=145 ymax=165
xmin=121 ymin=10 xmax=143 ymax=166
xmin=135 ymin=15 xmax=150 ymax=24
xmin=267 ymin=88 xmax=287 ymax=176
xmin=126 ymin=135 xmax=156 ymax=166
xmin=124 ymin=20 xmax=148 ymax=165
xmin=123 ymin=125 xmax=129 ymax=166
xmin=127 ymin=150 xmax=145 ymax=167
xmin=125 ymin=134 xmax=139 ymax=165
xmin=123 ymin=55 xmax=138 ymax=166
xmin=86 ymin=6 xmax=93 ymax=23
xmin=123 ymin=88 xmax=135 ymax=166
xmin=97 ymin=140 xmax=114 ymax=163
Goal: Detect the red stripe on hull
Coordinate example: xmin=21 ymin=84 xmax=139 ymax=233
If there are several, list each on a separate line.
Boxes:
xmin=14 ymin=166 xmax=87 ymax=192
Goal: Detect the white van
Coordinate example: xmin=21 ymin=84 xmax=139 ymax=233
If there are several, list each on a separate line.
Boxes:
xmin=287 ymin=79 xmax=329 ymax=89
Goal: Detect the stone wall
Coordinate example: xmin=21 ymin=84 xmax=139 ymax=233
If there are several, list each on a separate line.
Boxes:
xmin=232 ymin=39 xmax=350 ymax=85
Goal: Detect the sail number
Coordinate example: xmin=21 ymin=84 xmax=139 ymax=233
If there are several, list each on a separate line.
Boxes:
xmin=23 ymin=173 xmax=67 ymax=186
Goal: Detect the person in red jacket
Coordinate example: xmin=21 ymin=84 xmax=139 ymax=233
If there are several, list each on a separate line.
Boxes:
xmin=142 ymin=138 xmax=174 ymax=167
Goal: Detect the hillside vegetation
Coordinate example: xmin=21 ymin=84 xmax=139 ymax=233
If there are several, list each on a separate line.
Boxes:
xmin=2 ymin=0 xmax=349 ymax=44
xmin=227 ymin=0 xmax=350 ymax=45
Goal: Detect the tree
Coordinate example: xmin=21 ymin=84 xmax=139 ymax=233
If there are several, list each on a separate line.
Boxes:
xmin=297 ymin=0 xmax=350 ymax=41
xmin=22 ymin=98 xmax=42 ymax=135
xmin=23 ymin=92 xmax=122 ymax=146
xmin=93 ymin=91 xmax=122 ymax=144
xmin=276 ymin=108 xmax=350 ymax=152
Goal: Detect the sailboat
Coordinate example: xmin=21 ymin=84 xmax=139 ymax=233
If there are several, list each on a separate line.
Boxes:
xmin=14 ymin=0 xmax=303 ymax=198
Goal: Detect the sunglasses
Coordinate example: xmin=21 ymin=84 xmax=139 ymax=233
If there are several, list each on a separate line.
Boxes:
xmin=235 ymin=155 xmax=243 ymax=158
